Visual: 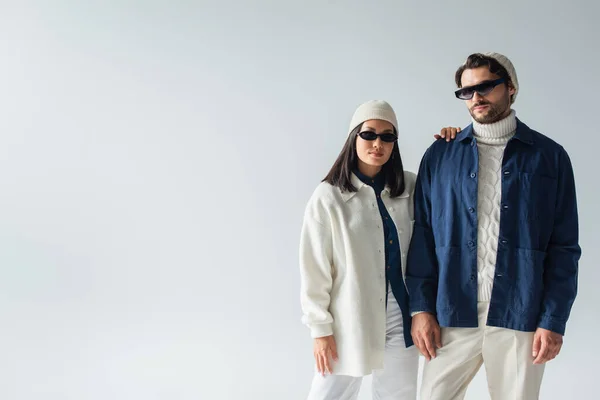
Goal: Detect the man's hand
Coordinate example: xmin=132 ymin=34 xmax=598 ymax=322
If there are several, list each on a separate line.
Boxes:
xmin=313 ymin=335 xmax=338 ymax=375
xmin=411 ymin=312 xmax=442 ymax=360
xmin=532 ymin=327 xmax=563 ymax=364
xmin=434 ymin=126 xmax=461 ymax=142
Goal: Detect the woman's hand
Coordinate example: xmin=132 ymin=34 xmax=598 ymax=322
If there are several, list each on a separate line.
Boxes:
xmin=434 ymin=126 xmax=461 ymax=142
xmin=313 ymin=335 xmax=338 ymax=375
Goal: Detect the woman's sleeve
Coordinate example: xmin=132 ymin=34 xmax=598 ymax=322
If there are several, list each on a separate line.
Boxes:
xmin=299 ymin=204 xmax=334 ymax=338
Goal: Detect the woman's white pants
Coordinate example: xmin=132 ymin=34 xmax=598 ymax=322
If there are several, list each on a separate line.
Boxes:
xmin=307 ymin=293 xmax=418 ymax=400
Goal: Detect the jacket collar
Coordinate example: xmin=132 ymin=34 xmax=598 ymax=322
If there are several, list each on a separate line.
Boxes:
xmin=340 ymin=172 xmax=410 ymax=202
xmin=456 ymin=118 xmax=535 ymax=145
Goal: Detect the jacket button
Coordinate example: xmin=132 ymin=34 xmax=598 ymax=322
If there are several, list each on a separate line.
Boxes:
xmin=501 ymin=239 xmax=508 ymax=244
xmin=468 ymin=240 xmax=474 ymax=246
xmin=470 ymin=172 xmax=476 ymax=178
xmin=504 ymin=170 xmax=511 ymax=175
xmin=470 ymin=274 xmax=476 ymax=281
xmin=468 ymin=207 xmax=475 ymax=213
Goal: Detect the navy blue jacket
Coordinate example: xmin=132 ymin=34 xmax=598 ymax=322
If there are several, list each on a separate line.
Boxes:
xmin=406 ymin=119 xmax=581 ymax=335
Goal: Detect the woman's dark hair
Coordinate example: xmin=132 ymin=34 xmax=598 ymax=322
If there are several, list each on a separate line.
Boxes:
xmin=322 ymin=123 xmax=406 ymax=197
xmin=455 ymin=53 xmax=513 ymax=92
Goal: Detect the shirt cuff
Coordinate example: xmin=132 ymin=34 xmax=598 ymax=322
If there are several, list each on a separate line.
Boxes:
xmin=411 ymin=311 xmax=426 ymax=317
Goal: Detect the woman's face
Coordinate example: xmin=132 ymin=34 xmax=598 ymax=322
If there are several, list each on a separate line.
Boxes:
xmin=355 ymin=119 xmax=396 ymax=173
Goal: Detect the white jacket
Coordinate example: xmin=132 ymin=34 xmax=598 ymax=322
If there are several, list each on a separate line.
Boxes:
xmin=299 ymin=171 xmax=416 ymax=377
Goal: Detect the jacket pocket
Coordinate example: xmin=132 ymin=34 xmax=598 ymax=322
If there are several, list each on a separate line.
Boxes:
xmin=434 ymin=246 xmax=462 ymax=311
xmin=517 ymin=172 xmax=557 ymax=222
xmin=509 ymin=248 xmax=547 ymax=314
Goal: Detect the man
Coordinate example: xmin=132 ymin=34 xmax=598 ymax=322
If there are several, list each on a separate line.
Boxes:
xmin=406 ymin=52 xmax=581 ymax=399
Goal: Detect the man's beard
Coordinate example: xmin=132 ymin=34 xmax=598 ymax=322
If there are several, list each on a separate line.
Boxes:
xmin=470 ymin=100 xmax=509 ymax=124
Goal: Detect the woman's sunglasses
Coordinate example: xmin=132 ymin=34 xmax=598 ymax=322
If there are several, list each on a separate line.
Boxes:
xmin=454 ymin=78 xmax=505 ymax=100
xmin=357 ymin=131 xmax=397 ymax=143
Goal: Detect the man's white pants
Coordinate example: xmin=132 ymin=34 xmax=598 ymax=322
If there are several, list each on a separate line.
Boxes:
xmin=307 ymin=293 xmax=419 ymax=400
xmin=420 ymin=301 xmax=546 ymax=400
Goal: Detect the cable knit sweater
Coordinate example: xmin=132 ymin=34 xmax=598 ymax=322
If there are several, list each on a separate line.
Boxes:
xmin=472 ymin=110 xmax=517 ymax=301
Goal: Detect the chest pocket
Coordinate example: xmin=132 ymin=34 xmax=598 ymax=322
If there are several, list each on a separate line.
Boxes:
xmin=517 ymin=172 xmax=557 ymax=221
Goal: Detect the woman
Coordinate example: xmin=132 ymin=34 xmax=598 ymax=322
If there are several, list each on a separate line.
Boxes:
xmin=299 ymin=100 xmax=457 ymax=399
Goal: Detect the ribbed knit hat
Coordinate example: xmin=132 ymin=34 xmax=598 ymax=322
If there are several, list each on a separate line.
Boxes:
xmin=482 ymin=52 xmax=519 ymax=103
xmin=348 ymin=100 xmax=398 ymax=136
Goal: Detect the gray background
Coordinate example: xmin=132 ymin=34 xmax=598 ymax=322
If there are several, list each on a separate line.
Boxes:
xmin=0 ymin=1 xmax=597 ymax=399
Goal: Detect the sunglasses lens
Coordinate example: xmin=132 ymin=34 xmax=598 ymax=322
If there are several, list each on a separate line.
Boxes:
xmin=477 ymin=82 xmax=495 ymax=96
xmin=358 ymin=131 xmax=377 ymax=140
xmin=358 ymin=132 xmax=397 ymax=142
xmin=456 ymin=79 xmax=502 ymax=100
xmin=380 ymin=134 xmax=397 ymax=143
xmin=456 ymin=88 xmax=474 ymax=100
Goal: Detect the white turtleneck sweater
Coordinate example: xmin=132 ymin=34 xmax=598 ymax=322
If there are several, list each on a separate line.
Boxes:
xmin=472 ymin=110 xmax=517 ymax=301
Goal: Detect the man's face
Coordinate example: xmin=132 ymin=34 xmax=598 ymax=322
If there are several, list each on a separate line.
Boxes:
xmin=460 ymin=67 xmax=515 ymax=124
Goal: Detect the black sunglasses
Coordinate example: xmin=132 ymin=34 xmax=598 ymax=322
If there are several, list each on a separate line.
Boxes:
xmin=357 ymin=131 xmax=397 ymax=143
xmin=455 ymin=78 xmax=505 ymax=100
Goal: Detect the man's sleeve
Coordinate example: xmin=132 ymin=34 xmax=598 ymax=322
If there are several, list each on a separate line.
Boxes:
xmin=538 ymin=147 xmax=581 ymax=335
xmin=406 ymin=147 xmax=439 ymax=314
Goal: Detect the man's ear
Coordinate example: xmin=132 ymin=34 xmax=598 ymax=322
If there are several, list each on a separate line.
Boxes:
xmin=508 ymin=83 xmax=516 ymax=96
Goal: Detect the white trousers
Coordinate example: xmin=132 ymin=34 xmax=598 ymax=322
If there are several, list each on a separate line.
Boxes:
xmin=307 ymin=292 xmax=419 ymax=400
xmin=420 ymin=301 xmax=545 ymax=400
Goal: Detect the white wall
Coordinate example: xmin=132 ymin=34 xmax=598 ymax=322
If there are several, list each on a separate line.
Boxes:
xmin=0 ymin=1 xmax=597 ymax=399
